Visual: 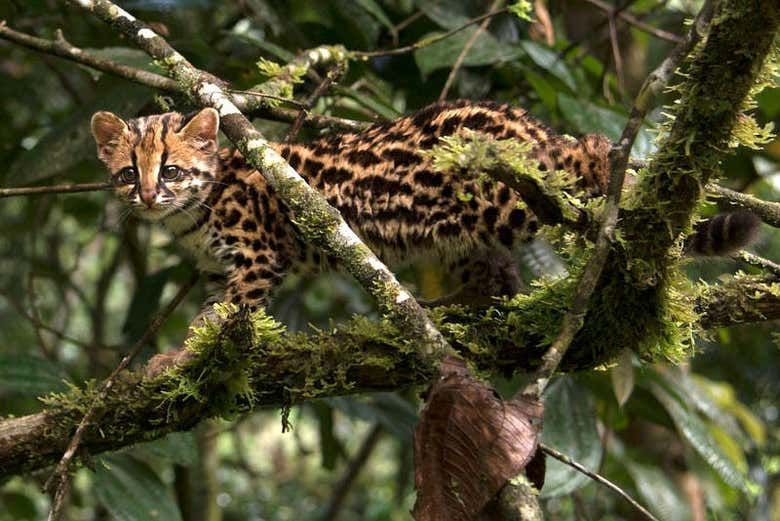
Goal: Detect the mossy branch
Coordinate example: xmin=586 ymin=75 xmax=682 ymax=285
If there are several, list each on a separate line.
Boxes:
xmin=426 ymin=130 xmax=590 ymax=230
xmin=620 ymin=1 xmax=780 ymax=272
xmin=0 ymin=280 xmax=777 ymax=478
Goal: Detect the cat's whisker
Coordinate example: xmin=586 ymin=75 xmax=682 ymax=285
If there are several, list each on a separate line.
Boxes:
xmin=170 ymin=201 xmax=199 ymax=227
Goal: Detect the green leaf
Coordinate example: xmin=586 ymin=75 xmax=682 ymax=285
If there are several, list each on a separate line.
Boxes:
xmin=95 ymin=454 xmax=182 ymax=521
xmin=327 ymin=392 xmax=418 ymax=441
xmin=519 ymin=41 xmax=577 ymax=91
xmin=331 ymin=0 xmax=382 ymax=49
xmin=0 ymin=491 xmax=39 ymax=521
xmin=415 ymin=0 xmax=474 ymax=29
xmin=508 ymin=0 xmax=533 ymax=21
xmin=354 ymin=0 xmax=395 ymax=32
xmin=230 ymin=31 xmax=296 ymax=62
xmin=0 ymin=353 xmax=68 ymax=396
xmin=557 ymin=93 xmax=655 ymax=158
xmin=414 ymin=29 xmax=523 ymax=77
xmin=610 ymin=349 xmax=635 ymax=407
xmin=134 ymin=431 xmax=197 ymax=466
xmin=626 ymin=462 xmax=692 ymax=521
xmin=523 ymin=70 xmax=559 ymax=111
xmin=82 ymin=47 xmax=161 ymax=78
xmin=649 ymin=382 xmax=750 ymax=493
xmin=540 ymin=378 xmax=602 ymax=497
xmin=339 ymin=89 xmax=401 ymax=120
xmin=656 ymin=369 xmax=749 ymax=446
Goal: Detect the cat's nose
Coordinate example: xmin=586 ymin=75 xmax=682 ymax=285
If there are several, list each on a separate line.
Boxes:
xmin=140 ymin=187 xmax=158 ymax=207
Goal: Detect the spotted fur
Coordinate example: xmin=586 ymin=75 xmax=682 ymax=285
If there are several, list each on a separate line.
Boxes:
xmin=90 ymin=101 xmax=613 ymax=312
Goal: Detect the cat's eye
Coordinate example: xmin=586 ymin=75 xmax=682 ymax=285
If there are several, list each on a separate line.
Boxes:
xmin=119 ymin=167 xmax=137 ymax=184
xmin=162 ymin=165 xmax=182 ymax=181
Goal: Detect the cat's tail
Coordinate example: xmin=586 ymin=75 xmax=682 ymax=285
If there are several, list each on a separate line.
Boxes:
xmin=686 ymin=211 xmax=761 ymax=256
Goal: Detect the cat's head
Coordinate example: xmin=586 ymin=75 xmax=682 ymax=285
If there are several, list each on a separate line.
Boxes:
xmin=90 ymin=108 xmax=220 ymax=221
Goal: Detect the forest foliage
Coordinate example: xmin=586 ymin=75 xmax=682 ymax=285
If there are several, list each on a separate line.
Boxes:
xmin=0 ymin=1 xmax=778 ymax=520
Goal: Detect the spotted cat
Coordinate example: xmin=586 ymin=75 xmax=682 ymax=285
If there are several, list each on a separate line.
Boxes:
xmin=90 ymin=100 xmax=757 ymax=370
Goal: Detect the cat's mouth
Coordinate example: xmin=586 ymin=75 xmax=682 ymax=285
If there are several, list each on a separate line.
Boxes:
xmin=131 ymin=202 xmax=174 ymax=221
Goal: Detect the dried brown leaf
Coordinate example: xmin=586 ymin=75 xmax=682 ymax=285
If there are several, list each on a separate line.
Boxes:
xmin=413 ymin=357 xmax=544 ymax=521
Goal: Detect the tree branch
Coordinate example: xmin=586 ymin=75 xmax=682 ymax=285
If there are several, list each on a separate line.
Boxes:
xmin=0 ymin=278 xmax=775 ymax=479
xmin=579 ymin=0 xmax=684 ymax=44
xmin=708 ymin=183 xmax=780 ymax=229
xmin=438 ymin=0 xmax=504 ymax=101
xmin=520 ymin=0 xmax=714 ymax=398
xmin=46 ymin=272 xmax=198 ymax=521
xmin=697 ymin=274 xmax=780 ymax=329
xmin=0 ymin=182 xmax=112 ymax=198
xmin=0 ymin=22 xmax=366 ymax=133
xmin=540 ymin=444 xmax=659 ymax=521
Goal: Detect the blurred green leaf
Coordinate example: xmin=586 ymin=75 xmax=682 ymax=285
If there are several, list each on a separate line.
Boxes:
xmin=611 ymin=349 xmax=635 ymax=407
xmin=523 ymin=70 xmax=559 ymax=111
xmin=649 ymin=381 xmax=750 ymax=494
xmin=354 ymin=0 xmax=395 ymax=32
xmin=0 ymin=353 xmax=68 ymax=396
xmin=134 ymin=431 xmax=197 ymax=466
xmin=626 ymin=462 xmax=692 ymax=521
xmin=414 ymin=28 xmax=522 ymax=77
xmin=82 ymin=47 xmax=160 ymax=78
xmin=540 ymin=378 xmax=602 ymax=497
xmin=691 ymin=373 xmax=766 ymax=447
xmin=519 ymin=41 xmax=576 ymax=91
xmin=415 ymin=0 xmax=475 ymax=28
xmin=230 ymin=31 xmax=297 ymax=62
xmin=95 ymin=454 xmax=182 ymax=521
xmin=331 ymin=0 xmax=382 ymax=49
xmin=328 ymin=393 xmax=418 ymax=441
xmin=338 ymin=88 xmax=401 ymax=119
xmin=558 ymin=93 xmax=655 ymax=158
xmin=0 ymin=491 xmax=38 ymax=521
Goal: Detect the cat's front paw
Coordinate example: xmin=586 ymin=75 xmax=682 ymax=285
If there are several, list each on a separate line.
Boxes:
xmin=144 ymin=349 xmax=194 ymax=378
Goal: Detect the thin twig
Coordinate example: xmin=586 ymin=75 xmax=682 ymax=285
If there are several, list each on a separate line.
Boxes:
xmin=607 ymin=14 xmax=625 ymax=94
xmin=284 ymin=64 xmax=345 ymax=143
xmin=580 ymin=0 xmax=684 ymax=44
xmin=0 ymin=291 xmax=92 ymax=349
xmin=734 ymin=251 xmax=780 ymax=278
xmin=708 ymin=183 xmax=780 ymax=229
xmin=558 ymin=0 xmax=641 ymax=60
xmin=225 ymin=88 xmax=309 ymax=109
xmin=439 ymin=0 xmax=504 ymax=101
xmin=392 ymin=10 xmax=425 ymax=36
xmin=540 ymin=444 xmax=660 ymax=521
xmin=321 ymin=424 xmax=383 ymax=521
xmin=0 ymin=182 xmax=113 ymax=198
xmin=353 ymin=8 xmax=509 ymax=58
xmin=45 ymin=272 xmax=199 ymax=521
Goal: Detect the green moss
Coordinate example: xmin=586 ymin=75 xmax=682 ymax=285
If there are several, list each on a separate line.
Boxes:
xmin=425 ymin=129 xmax=583 ymax=223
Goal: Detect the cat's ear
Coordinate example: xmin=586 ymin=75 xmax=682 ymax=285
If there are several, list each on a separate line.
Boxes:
xmin=179 ymin=108 xmax=219 ymax=152
xmin=91 ymin=111 xmax=128 ymax=161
